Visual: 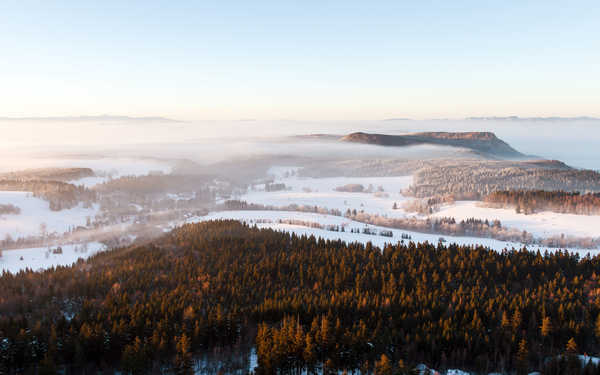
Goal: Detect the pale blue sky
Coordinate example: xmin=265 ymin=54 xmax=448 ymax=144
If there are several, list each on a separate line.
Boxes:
xmin=1 ymin=1 xmax=598 ymax=120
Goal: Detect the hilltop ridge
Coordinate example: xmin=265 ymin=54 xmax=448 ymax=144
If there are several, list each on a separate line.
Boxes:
xmin=340 ymin=131 xmax=525 ymax=158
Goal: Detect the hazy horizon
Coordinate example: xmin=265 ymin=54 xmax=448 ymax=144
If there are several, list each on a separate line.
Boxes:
xmin=1 ymin=116 xmax=599 ymax=170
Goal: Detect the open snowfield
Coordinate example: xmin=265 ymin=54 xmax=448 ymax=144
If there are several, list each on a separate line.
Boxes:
xmin=0 ymin=242 xmax=105 ymax=273
xmin=0 ymin=191 xmax=98 ymax=239
xmin=431 ymin=201 xmax=600 ymax=238
xmin=243 ymin=166 xmax=413 ymax=218
xmin=191 ymin=210 xmax=600 ymax=256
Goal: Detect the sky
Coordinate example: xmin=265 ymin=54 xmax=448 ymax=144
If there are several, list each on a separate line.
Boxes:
xmin=0 ymin=1 xmax=599 ymax=121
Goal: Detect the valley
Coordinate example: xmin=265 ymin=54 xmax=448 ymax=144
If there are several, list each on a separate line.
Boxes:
xmin=2 ymin=132 xmax=599 ymax=275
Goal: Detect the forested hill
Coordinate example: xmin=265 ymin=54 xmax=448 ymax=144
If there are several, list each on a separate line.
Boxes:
xmin=340 ymin=131 xmax=525 ymax=158
xmin=1 ymin=221 xmax=600 ymax=374
xmin=484 ymin=190 xmax=600 ymax=215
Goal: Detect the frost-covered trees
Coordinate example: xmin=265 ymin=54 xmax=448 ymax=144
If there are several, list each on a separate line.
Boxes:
xmin=484 ymin=190 xmax=600 ymax=215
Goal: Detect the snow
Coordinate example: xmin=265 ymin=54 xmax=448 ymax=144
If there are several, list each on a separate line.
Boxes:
xmin=249 ymin=348 xmax=258 ymax=372
xmin=0 ymin=242 xmax=106 ymax=274
xmin=431 ymin=201 xmax=600 ymax=238
xmin=190 ymin=210 xmax=600 ymax=256
xmin=70 ymin=176 xmax=110 ymax=188
xmin=0 ymin=155 xmax=172 ymax=183
xmin=0 ymin=191 xmax=98 ymax=239
xmin=166 ymin=192 xmax=196 ymax=201
xmin=244 ymin=167 xmax=413 ymax=218
xmin=416 ymin=364 xmax=441 ymax=375
xmin=580 ymin=354 xmax=600 ymax=366
xmin=237 ymin=166 xmax=600 ymax=247
xmin=67 ymin=157 xmax=173 ymax=187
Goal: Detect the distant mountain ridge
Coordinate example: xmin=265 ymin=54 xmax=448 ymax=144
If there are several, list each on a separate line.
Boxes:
xmin=0 ymin=115 xmax=182 ymax=123
xmin=466 ymin=116 xmax=599 ymax=121
xmin=340 ymin=131 xmax=525 ymax=158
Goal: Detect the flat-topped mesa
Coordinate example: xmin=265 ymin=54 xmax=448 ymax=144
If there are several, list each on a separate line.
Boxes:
xmin=413 ymin=131 xmax=497 ymax=140
xmin=340 ymin=131 xmax=525 ymax=158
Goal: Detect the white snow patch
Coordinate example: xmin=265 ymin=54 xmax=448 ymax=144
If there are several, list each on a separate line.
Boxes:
xmin=69 ymin=176 xmax=110 ymax=188
xmin=431 ymin=201 xmax=600 ymax=239
xmin=0 ymin=191 xmax=98 ymax=239
xmin=0 ymin=242 xmax=106 ymax=274
xmin=580 ymin=354 xmax=600 ymax=366
xmin=245 ymin=171 xmax=413 ymax=218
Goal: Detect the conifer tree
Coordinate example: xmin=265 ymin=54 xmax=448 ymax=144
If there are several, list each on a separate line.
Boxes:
xmin=174 ymin=333 xmax=193 ymax=375
xmin=516 ymin=338 xmax=529 ymax=375
xmin=375 ymin=354 xmax=393 ymax=375
xmin=540 ymin=316 xmax=552 ymax=338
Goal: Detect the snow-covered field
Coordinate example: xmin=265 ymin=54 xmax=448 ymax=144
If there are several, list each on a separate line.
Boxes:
xmin=191 ymin=210 xmax=600 ymax=256
xmin=0 ymin=242 xmax=105 ymax=273
xmin=237 ymin=166 xmax=600 ymax=244
xmin=0 ymin=191 xmax=98 ymax=239
xmin=243 ymin=166 xmax=413 ymax=218
xmin=431 ymin=201 xmax=600 ymax=238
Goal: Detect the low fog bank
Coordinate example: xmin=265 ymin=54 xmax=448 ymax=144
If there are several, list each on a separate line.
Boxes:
xmin=1 ymin=117 xmax=600 ymax=260
xmin=0 ymin=117 xmax=598 ymax=171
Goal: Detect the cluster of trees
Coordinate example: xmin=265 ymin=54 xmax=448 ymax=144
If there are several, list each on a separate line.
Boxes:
xmin=275 ymin=219 xmax=347 ymax=233
xmin=344 ymin=210 xmax=532 ymax=243
xmin=276 ymin=218 xmax=327 ymax=229
xmin=334 ymin=184 xmax=383 ymax=194
xmin=92 ymin=174 xmax=217 ymax=231
xmin=407 ymin=161 xmax=600 ymax=199
xmin=3 ymin=221 xmax=600 ymax=374
xmin=401 ymin=195 xmax=456 ymax=215
xmin=0 ymin=168 xmax=94 ymax=182
xmin=335 ymin=184 xmax=367 ymax=193
xmin=0 ymin=204 xmax=20 ymax=216
xmin=264 ymin=183 xmax=287 ymax=192
xmin=0 ymin=180 xmax=96 ymax=211
xmin=484 ymin=190 xmax=600 ymax=215
xmin=94 ymin=174 xmax=217 ymax=198
xmin=220 ymin=199 xmax=343 ymax=217
xmin=275 ymin=219 xmax=393 ymax=237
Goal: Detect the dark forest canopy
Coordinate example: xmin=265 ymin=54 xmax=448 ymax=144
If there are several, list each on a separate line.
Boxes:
xmin=484 ymin=190 xmax=600 ymax=215
xmin=2 ymin=221 xmax=600 ymax=374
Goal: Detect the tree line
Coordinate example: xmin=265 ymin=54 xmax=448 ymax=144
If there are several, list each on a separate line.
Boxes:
xmin=0 ymin=180 xmax=96 ymax=211
xmin=484 ymin=190 xmax=600 ymax=215
xmin=0 ymin=204 xmax=20 ymax=216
